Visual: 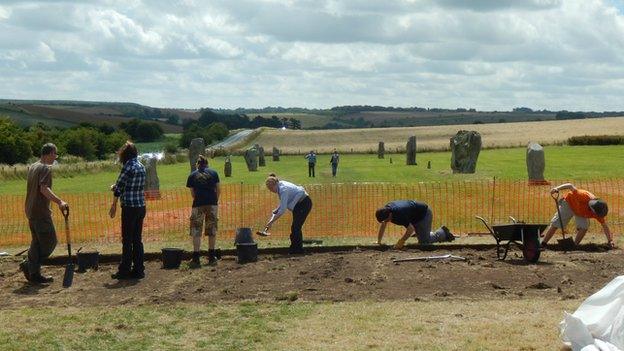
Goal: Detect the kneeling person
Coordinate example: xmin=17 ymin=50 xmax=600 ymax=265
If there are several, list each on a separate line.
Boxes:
xmin=187 ymin=155 xmax=220 ymax=266
xmin=375 ymin=200 xmax=455 ymax=249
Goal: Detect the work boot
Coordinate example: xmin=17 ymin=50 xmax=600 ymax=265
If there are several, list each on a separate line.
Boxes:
xmin=189 ymin=252 xmax=201 ymax=268
xmin=19 ymin=260 xmax=30 ymax=282
xmin=441 ymin=226 xmax=455 ymax=242
xmin=130 ymin=270 xmax=145 ymax=279
xmin=111 ymin=271 xmax=133 ymax=280
xmin=208 ymin=250 xmax=217 ymax=266
xmin=30 ymin=274 xmax=53 ymax=284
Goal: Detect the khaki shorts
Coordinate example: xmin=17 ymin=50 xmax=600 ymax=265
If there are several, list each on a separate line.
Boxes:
xmin=190 ymin=205 xmax=218 ymax=237
xmin=550 ymin=199 xmax=589 ymax=230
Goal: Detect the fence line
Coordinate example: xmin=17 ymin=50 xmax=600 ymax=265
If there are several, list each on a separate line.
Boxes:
xmin=1 ymin=179 xmax=623 ymax=246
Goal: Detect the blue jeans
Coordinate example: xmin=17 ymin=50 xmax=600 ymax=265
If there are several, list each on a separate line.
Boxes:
xmin=290 ymin=196 xmax=312 ymax=253
xmin=412 ymin=208 xmax=446 ymax=244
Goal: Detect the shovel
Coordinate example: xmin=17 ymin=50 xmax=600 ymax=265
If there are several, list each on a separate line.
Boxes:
xmin=62 ymin=206 xmax=74 ymax=288
xmin=552 ymin=191 xmax=575 ymax=250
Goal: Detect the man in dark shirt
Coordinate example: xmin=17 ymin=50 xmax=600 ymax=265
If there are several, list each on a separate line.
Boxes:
xmin=22 ymin=143 xmax=68 ymax=284
xmin=186 ymin=155 xmax=220 ymax=266
xmin=375 ymin=200 xmax=455 ymax=249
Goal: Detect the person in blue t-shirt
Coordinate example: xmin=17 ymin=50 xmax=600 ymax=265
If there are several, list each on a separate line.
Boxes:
xmin=375 ymin=200 xmax=455 ymax=249
xmin=186 ymin=155 xmax=220 ymax=267
xmin=304 ymin=150 xmax=316 ymax=177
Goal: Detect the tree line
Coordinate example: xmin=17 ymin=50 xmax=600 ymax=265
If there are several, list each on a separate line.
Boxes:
xmin=0 ymin=117 xmax=165 ymax=165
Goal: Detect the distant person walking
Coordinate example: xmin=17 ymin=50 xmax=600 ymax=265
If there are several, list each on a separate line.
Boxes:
xmin=263 ymin=173 xmax=312 ymax=254
xmin=21 ymin=143 xmax=69 ymax=284
xmin=375 ymin=200 xmax=455 ymax=249
xmin=186 ymin=155 xmax=221 ymax=267
xmin=109 ymin=141 xmax=146 ymax=280
xmin=330 ymin=149 xmax=340 ymax=177
xmin=305 ymin=150 xmax=316 ymax=177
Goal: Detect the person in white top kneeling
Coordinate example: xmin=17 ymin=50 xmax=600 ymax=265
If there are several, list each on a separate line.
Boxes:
xmin=263 ymin=173 xmax=312 ymax=254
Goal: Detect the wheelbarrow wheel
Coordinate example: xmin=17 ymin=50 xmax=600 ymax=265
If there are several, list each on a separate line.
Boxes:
xmin=522 ymin=232 xmax=541 ymax=263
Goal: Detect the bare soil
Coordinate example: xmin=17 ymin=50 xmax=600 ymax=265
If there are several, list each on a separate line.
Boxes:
xmin=0 ymin=245 xmax=622 ymax=309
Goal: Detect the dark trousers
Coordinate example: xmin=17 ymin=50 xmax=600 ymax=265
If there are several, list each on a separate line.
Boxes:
xmin=119 ymin=206 xmax=146 ymax=273
xmin=290 ymin=196 xmax=312 ymax=253
xmin=331 ymin=163 xmax=338 ymax=176
xmin=27 ymin=217 xmax=57 ymax=276
xmin=308 ymin=163 xmax=315 ymax=177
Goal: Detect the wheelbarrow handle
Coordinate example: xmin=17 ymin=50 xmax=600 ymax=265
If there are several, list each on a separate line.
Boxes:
xmin=550 ymin=189 xmax=560 ymax=200
xmin=475 ymin=216 xmax=495 ymax=235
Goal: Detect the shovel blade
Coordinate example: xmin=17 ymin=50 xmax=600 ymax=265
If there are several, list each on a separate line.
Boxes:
xmin=62 ymin=263 xmax=74 ymax=288
xmin=558 ymin=237 xmax=575 ymax=251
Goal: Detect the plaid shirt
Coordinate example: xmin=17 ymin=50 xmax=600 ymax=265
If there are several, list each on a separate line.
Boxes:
xmin=113 ymin=157 xmax=146 ymax=207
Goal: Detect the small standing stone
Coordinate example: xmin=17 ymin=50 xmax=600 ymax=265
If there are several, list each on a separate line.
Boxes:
xmin=244 ymin=146 xmax=259 ymax=171
xmin=378 ymin=142 xmax=385 ymax=159
xmin=272 ymin=147 xmax=280 ymax=161
xmin=224 ymin=155 xmax=232 ymax=177
xmin=189 ymin=138 xmax=205 ymax=172
xmin=526 ymin=142 xmax=548 ymax=184
xmin=143 ymin=155 xmax=160 ymax=200
xmin=406 ymin=136 xmax=417 ymax=165
xmin=450 ymin=130 xmax=482 ymax=174
xmin=255 ymin=144 xmax=266 ymax=167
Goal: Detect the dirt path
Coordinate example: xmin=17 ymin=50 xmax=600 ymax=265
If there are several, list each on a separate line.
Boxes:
xmin=1 ymin=247 xmax=622 ymax=308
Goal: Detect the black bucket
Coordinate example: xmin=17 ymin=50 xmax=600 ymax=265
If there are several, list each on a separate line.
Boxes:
xmin=236 ymin=243 xmax=258 ymax=264
xmin=76 ymin=251 xmax=99 ymax=272
xmin=161 ymin=248 xmax=183 ymax=269
xmin=235 ymin=227 xmax=254 ymax=244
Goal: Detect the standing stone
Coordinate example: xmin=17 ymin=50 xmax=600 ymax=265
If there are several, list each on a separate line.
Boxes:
xmin=244 ymin=146 xmax=259 ymax=171
xmin=143 ymin=155 xmax=161 ymax=200
xmin=450 ymin=130 xmax=482 ymax=174
xmin=378 ymin=142 xmax=385 ymax=159
xmin=526 ymin=142 xmax=547 ymax=184
xmin=255 ymin=144 xmax=266 ymax=167
xmin=406 ymin=136 xmax=417 ymax=165
xmin=224 ymin=155 xmax=232 ymax=177
xmin=189 ymin=138 xmax=205 ymax=171
xmin=272 ymin=147 xmax=280 ymax=161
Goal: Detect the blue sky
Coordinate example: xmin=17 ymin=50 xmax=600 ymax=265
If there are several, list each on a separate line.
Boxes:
xmin=1 ymin=0 xmax=624 ymax=111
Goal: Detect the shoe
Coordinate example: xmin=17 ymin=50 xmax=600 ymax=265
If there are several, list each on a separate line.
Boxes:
xmin=30 ymin=274 xmax=53 ymax=284
xmin=130 ymin=270 xmax=145 ymax=279
xmin=540 ymin=242 xmax=548 ymax=251
xmin=288 ymin=248 xmax=305 ymax=255
xmin=441 ymin=226 xmax=455 ymax=242
xmin=207 ymin=250 xmax=217 ymax=266
xmin=111 ymin=271 xmax=133 ymax=280
xmin=189 ymin=252 xmax=201 ymax=268
xmin=19 ymin=261 xmax=30 ymax=281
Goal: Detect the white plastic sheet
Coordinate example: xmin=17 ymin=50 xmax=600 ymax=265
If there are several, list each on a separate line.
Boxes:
xmin=560 ymin=276 xmax=624 ymax=351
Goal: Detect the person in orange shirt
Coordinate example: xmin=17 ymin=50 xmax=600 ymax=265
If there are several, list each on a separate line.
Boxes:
xmin=541 ymin=183 xmax=614 ymax=248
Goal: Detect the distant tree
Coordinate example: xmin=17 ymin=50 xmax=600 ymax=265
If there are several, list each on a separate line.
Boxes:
xmin=119 ymin=118 xmax=164 ymax=142
xmin=0 ymin=117 xmax=32 ymax=164
xmin=289 ymin=118 xmax=301 ymax=129
xmin=166 ymin=114 xmax=180 ymax=125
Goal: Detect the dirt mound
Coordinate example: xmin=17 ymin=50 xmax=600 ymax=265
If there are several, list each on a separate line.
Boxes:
xmin=1 ymin=247 xmax=622 ymax=309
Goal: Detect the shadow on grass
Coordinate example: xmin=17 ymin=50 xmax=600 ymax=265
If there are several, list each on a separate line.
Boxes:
xmin=13 ymin=282 xmax=48 ymax=295
xmin=104 ymin=279 xmax=140 ymax=289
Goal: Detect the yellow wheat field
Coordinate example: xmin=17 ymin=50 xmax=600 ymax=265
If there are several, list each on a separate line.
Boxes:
xmin=242 ymin=116 xmax=624 ymax=153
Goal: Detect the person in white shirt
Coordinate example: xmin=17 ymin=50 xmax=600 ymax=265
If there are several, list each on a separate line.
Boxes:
xmin=263 ymin=173 xmax=312 ymax=254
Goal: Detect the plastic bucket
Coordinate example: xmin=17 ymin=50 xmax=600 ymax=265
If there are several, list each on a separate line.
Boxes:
xmin=235 ymin=227 xmax=254 ymax=244
xmin=236 ymin=243 xmax=258 ymax=264
xmin=161 ymin=248 xmax=183 ymax=269
xmin=76 ymin=251 xmax=99 ymax=272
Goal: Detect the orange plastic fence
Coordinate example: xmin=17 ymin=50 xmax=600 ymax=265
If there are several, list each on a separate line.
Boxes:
xmin=2 ymin=179 xmax=623 ymax=246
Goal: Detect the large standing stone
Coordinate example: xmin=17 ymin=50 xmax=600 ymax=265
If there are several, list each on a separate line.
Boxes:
xmin=189 ymin=138 xmax=205 ymax=172
xmin=224 ymin=155 xmax=232 ymax=177
xmin=143 ymin=155 xmax=161 ymax=200
xmin=406 ymin=136 xmax=417 ymax=165
xmin=526 ymin=142 xmax=547 ymax=184
xmin=255 ymin=144 xmax=266 ymax=167
xmin=450 ymin=130 xmax=482 ymax=174
xmin=272 ymin=147 xmax=280 ymax=161
xmin=378 ymin=142 xmax=385 ymax=159
xmin=244 ymin=146 xmax=259 ymax=171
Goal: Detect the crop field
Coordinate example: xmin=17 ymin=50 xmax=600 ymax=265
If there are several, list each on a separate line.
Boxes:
xmin=244 ymin=116 xmax=624 ymax=153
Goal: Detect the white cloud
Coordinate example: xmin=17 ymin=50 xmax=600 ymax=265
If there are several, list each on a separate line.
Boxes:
xmin=0 ymin=0 xmax=624 ymax=111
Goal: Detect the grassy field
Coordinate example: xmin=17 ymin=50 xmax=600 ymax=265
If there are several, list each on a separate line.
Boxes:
xmin=244 ymin=116 xmax=624 ymax=153
xmin=134 ymin=134 xmax=182 ymax=153
xmin=0 ymin=299 xmax=578 ymax=350
xmin=0 ymin=145 xmax=624 ymax=194
xmin=0 ymin=145 xmax=622 ymax=195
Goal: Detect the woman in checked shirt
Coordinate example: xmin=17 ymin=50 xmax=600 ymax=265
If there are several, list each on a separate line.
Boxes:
xmin=109 ymin=141 xmax=147 ymax=280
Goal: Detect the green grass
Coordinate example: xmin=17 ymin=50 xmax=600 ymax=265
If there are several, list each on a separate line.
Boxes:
xmin=0 ymin=144 xmax=622 ymax=195
xmin=0 ymin=299 xmax=577 ymax=350
xmin=134 ymin=133 xmax=181 ymax=153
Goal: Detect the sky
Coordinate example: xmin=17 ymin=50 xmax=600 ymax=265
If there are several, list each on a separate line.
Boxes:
xmin=1 ymin=0 xmax=624 ymax=111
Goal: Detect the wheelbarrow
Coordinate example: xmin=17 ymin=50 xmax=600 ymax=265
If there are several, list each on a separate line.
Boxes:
xmin=475 ymin=216 xmax=548 ymax=263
